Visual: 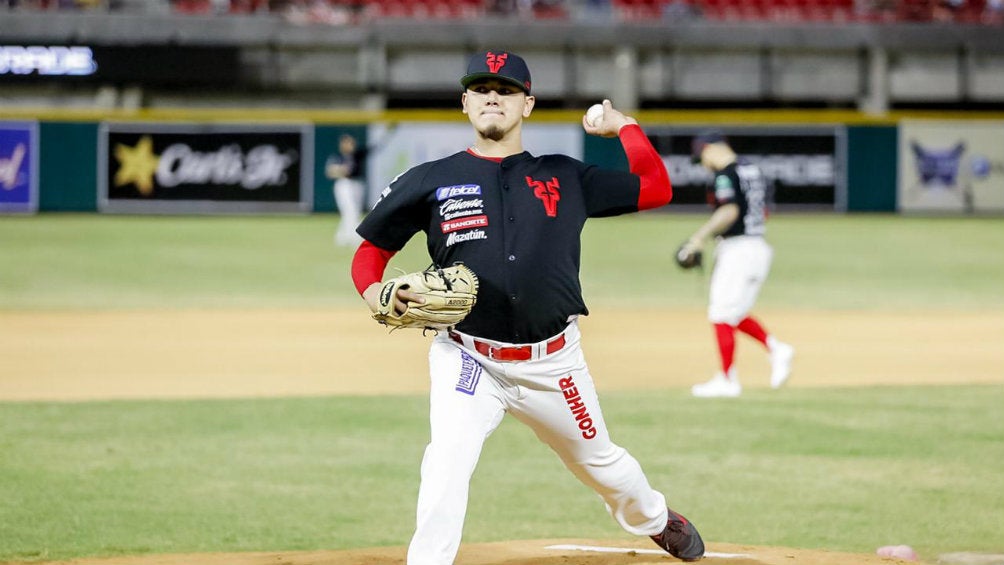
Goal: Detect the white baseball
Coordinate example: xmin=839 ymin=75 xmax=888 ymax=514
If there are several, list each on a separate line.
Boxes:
xmin=585 ymin=103 xmax=604 ymax=127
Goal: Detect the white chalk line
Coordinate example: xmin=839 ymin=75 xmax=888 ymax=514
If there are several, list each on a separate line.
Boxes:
xmin=545 ymin=544 xmax=751 ymax=559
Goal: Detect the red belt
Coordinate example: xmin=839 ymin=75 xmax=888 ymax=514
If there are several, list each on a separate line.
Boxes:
xmin=449 ymin=332 xmax=566 ymax=362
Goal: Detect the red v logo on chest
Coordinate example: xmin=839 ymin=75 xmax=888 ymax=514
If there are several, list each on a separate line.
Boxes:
xmin=525 ymin=176 xmax=561 ymax=217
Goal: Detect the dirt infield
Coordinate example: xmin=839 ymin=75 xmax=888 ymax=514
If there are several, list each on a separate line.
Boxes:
xmin=334 ymin=539 xmax=923 ymax=565
xmin=0 ymin=539 xmax=920 ymax=565
xmin=3 ymin=306 xmax=1001 ymax=565
xmin=2 ymin=307 xmax=1002 ymax=401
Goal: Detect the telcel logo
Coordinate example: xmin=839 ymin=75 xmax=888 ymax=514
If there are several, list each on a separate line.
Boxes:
xmin=0 ymin=46 xmax=98 ymax=76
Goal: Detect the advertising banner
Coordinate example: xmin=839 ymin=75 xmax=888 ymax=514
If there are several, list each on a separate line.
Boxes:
xmin=365 ymin=122 xmax=582 ymax=208
xmin=645 ymin=126 xmax=846 ymax=210
xmin=898 ymin=120 xmax=1004 ymax=214
xmin=0 ymin=45 xmax=240 ymax=86
xmin=0 ymin=121 xmax=39 ymax=214
xmin=98 ymin=123 xmax=312 ymax=214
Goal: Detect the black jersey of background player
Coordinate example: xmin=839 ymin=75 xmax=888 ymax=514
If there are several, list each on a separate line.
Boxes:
xmin=357 ymin=150 xmax=643 ymax=344
xmin=707 ymin=159 xmax=768 ymax=238
xmin=327 ymin=145 xmax=369 ymax=180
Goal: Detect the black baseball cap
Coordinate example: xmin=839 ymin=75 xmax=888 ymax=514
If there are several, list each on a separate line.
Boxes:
xmin=461 ymin=50 xmax=532 ymax=94
xmin=691 ymin=129 xmax=727 ymax=164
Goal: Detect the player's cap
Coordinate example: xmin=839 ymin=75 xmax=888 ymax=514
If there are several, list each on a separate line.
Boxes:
xmin=691 ymin=129 xmax=727 ymax=164
xmin=461 ymin=50 xmax=532 ymax=94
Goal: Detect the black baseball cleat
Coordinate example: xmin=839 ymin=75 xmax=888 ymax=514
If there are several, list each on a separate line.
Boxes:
xmin=650 ymin=507 xmax=705 ymax=562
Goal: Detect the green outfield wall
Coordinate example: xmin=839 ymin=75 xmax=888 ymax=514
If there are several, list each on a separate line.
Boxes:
xmin=846 ymin=126 xmax=899 ymax=212
xmin=4 ymin=109 xmax=1000 ymax=215
xmin=38 ymin=122 xmax=100 ymax=212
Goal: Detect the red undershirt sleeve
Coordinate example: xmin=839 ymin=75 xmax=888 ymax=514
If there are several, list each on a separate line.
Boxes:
xmin=620 ymin=123 xmax=672 ymax=210
xmin=351 ymin=240 xmax=397 ymax=296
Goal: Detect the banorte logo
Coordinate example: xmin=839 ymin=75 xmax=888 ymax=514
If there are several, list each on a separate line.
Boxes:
xmin=485 ymin=52 xmax=507 ymax=74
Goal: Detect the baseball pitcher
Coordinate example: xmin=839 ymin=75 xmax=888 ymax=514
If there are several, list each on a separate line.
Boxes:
xmin=350 ymin=50 xmax=705 ymax=564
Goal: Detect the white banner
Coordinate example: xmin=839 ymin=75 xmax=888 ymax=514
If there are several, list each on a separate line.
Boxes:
xmin=365 ymin=122 xmax=582 ymax=208
xmin=898 ymin=119 xmax=1004 ymax=213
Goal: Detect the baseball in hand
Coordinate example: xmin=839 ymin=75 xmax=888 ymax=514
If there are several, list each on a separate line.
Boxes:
xmin=585 ymin=103 xmax=604 ymax=127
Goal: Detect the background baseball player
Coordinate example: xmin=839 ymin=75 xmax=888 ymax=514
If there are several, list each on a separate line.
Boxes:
xmin=680 ymin=129 xmax=795 ymax=398
xmin=350 ymin=50 xmax=705 ymax=564
xmin=327 ymin=133 xmax=368 ymax=248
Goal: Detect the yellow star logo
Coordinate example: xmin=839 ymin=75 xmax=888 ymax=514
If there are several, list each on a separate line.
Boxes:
xmin=113 ymin=135 xmax=160 ymax=196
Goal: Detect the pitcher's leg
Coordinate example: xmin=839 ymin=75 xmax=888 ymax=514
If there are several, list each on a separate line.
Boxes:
xmin=512 ymin=359 xmax=704 ymax=561
xmin=572 ymin=438 xmax=669 ymax=536
xmin=407 ymin=340 xmax=505 ymax=565
xmin=508 ymin=343 xmax=666 ymax=536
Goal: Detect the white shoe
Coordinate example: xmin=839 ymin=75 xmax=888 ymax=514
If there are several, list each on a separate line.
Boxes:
xmin=691 ymin=369 xmax=742 ymax=398
xmin=768 ymin=340 xmax=794 ymax=389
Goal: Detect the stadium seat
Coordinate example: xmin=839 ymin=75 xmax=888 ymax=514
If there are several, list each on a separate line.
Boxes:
xmin=172 ymin=0 xmax=213 ymax=13
xmin=897 ymin=0 xmax=934 ymax=21
xmin=612 ymin=0 xmax=661 ymax=21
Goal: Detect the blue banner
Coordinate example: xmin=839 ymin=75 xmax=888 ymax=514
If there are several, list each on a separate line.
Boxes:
xmin=0 ymin=121 xmax=39 ymax=214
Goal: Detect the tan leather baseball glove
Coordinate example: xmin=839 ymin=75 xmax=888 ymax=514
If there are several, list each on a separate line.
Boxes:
xmin=372 ymin=264 xmax=479 ymax=331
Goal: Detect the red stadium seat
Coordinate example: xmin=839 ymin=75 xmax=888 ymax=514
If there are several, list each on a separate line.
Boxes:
xmin=172 ymin=0 xmax=213 ymax=13
xmin=897 ymin=0 xmax=934 ymax=21
xmin=697 ymin=0 xmax=745 ymax=20
xmin=611 ymin=0 xmax=660 ymax=20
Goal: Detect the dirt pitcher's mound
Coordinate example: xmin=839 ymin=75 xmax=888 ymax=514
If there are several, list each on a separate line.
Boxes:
xmin=3 ymin=539 xmax=922 ymax=565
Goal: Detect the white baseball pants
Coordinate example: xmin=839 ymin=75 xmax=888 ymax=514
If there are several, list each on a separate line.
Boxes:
xmin=333 ymin=177 xmax=364 ymax=247
xmin=708 ymin=235 xmax=773 ymax=325
xmin=406 ymin=320 xmax=668 ymax=565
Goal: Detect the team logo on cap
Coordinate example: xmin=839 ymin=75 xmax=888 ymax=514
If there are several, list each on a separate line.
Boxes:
xmin=486 ymin=52 xmax=507 ymax=73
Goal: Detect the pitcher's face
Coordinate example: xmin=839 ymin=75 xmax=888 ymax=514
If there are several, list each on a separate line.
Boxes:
xmin=462 ymin=79 xmax=535 ymax=141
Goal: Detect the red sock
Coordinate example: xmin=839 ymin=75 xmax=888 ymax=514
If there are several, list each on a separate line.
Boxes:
xmin=737 ymin=316 xmax=769 ymax=347
xmin=714 ymin=323 xmax=736 ymax=375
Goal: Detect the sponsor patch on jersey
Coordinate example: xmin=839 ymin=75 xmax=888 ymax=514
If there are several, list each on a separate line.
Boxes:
xmin=436 ymin=184 xmax=481 ymax=200
xmin=714 ymin=174 xmax=736 ymax=201
xmin=440 ymin=198 xmax=484 ymax=220
xmin=446 ymin=229 xmax=487 ymax=246
xmin=455 ymin=350 xmax=483 ymax=395
xmin=441 ymin=214 xmax=488 ymax=234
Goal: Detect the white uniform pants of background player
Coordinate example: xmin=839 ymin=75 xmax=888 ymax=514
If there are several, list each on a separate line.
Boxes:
xmin=333 ymin=177 xmax=364 ymax=247
xmin=407 ymin=319 xmax=669 ymax=565
xmin=708 ymin=235 xmax=773 ymax=324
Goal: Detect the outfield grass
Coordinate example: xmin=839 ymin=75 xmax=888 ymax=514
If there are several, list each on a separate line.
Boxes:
xmin=2 ymin=213 xmax=1003 ymax=310
xmin=1 ymin=213 xmax=1003 ymax=562
xmin=1 ymin=387 xmax=1002 ymax=561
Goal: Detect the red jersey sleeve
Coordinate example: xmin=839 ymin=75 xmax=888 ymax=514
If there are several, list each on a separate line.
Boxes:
xmin=350 ymin=240 xmax=397 ymax=296
xmin=620 ymin=123 xmax=672 ymax=210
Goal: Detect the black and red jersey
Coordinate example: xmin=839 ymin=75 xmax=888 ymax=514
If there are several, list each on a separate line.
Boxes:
xmin=357 ymin=149 xmax=645 ymax=344
xmin=708 ymin=159 xmax=768 ymax=238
